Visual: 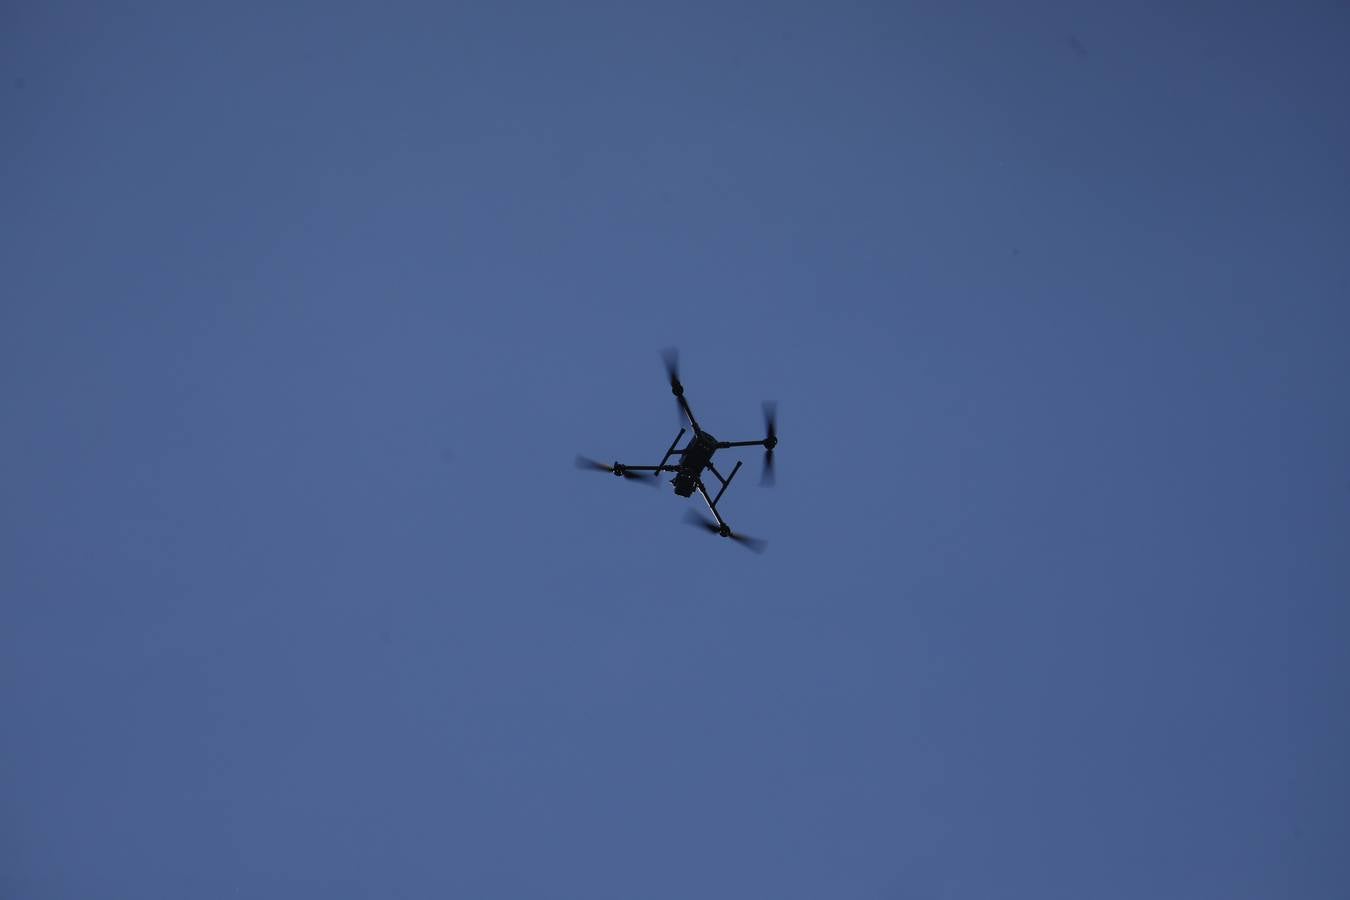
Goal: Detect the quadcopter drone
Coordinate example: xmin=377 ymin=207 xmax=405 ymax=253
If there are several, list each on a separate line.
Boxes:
xmin=576 ymin=349 xmax=777 ymax=552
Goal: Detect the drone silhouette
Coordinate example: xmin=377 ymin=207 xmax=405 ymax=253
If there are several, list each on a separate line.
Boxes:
xmin=576 ymin=349 xmax=777 ymax=552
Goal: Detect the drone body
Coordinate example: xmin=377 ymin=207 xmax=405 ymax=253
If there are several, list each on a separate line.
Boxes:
xmin=670 ymin=429 xmax=718 ymax=497
xmin=576 ymin=349 xmax=777 ymax=551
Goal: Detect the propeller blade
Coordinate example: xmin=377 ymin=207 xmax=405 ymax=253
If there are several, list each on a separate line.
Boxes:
xmin=683 ymin=508 xmax=721 ymax=534
xmin=730 ymin=531 xmax=768 ymax=554
xmin=661 ymin=347 xmax=681 ymax=387
xmin=575 ymin=454 xmax=611 ymax=472
xmin=662 ymin=347 xmax=687 ymax=427
xmin=760 ymin=401 xmax=778 ymax=486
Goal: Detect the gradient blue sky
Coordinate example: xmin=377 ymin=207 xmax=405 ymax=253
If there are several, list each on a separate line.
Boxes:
xmin=3 ymin=2 xmax=1348 ymax=897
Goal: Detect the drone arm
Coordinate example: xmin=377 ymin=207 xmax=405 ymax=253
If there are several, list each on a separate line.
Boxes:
xmin=716 ymin=438 xmax=773 ymax=449
xmin=695 ymin=480 xmax=731 ymax=530
xmin=677 ymin=395 xmax=702 ymax=433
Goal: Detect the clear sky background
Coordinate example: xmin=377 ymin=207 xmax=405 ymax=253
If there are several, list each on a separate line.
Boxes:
xmin=3 ymin=2 xmax=1347 ymax=898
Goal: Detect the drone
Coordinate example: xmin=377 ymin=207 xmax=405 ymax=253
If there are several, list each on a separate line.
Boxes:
xmin=576 ymin=348 xmax=777 ymax=552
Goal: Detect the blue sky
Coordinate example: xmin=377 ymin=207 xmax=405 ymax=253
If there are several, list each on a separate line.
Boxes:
xmin=3 ymin=2 xmax=1348 ymax=897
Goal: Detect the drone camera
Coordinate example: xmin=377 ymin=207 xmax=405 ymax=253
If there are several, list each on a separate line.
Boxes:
xmin=672 ymin=473 xmax=697 ymax=497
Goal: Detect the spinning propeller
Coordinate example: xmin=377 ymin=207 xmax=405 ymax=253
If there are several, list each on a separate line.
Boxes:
xmin=661 ymin=346 xmax=687 ymax=427
xmin=760 ymin=401 xmax=777 ymax=486
xmin=684 ymin=509 xmax=767 ymax=553
xmin=574 ymin=455 xmax=656 ymax=485
xmin=662 ymin=347 xmax=683 ymax=395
